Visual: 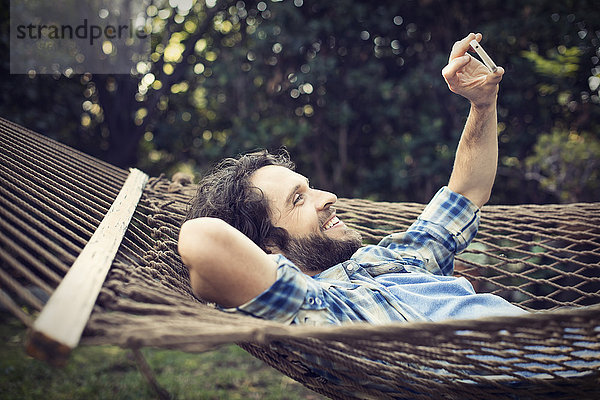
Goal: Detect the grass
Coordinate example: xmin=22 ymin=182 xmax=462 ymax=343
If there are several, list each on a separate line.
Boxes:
xmin=0 ymin=313 xmax=325 ymax=399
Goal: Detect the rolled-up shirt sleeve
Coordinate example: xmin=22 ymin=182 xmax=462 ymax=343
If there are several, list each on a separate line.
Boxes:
xmin=377 ymin=186 xmax=480 ymax=276
xmin=218 ymin=254 xmax=325 ymax=324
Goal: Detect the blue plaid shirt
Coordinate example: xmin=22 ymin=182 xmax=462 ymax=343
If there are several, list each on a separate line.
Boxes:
xmin=223 ymin=186 xmax=526 ymax=325
xmin=222 ymin=188 xmax=595 ymax=393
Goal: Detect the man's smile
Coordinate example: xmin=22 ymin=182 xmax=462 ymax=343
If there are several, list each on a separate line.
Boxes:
xmin=322 ymin=214 xmax=341 ymax=231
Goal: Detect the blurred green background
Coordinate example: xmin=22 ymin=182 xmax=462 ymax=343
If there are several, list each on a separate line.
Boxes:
xmin=1 ymin=0 xmax=599 ymax=205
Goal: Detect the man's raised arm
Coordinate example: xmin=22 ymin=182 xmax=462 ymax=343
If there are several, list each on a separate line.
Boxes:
xmin=442 ymin=33 xmax=504 ymax=208
xmin=178 ymin=217 xmax=277 ymax=308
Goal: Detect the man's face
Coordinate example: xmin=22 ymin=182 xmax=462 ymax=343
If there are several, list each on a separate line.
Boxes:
xmin=250 ymin=165 xmax=362 ymax=274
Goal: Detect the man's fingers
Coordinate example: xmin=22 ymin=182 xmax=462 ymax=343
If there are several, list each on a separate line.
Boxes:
xmin=485 ymin=66 xmax=505 ymax=84
xmin=442 ymin=55 xmax=471 ymax=83
xmin=448 ymin=33 xmax=477 ymax=62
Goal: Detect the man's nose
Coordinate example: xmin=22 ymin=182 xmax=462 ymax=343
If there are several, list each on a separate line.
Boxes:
xmin=315 ymin=189 xmax=337 ymax=210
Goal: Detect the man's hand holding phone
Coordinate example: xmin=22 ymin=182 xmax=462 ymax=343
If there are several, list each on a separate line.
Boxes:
xmin=442 ymin=33 xmax=504 ymax=109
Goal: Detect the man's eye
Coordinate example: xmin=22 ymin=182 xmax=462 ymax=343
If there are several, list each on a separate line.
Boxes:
xmin=293 ymin=193 xmax=304 ymax=205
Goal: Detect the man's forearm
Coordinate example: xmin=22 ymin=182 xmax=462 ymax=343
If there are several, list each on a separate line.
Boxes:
xmin=441 ymin=33 xmax=504 ymax=208
xmin=448 ymin=102 xmax=498 ymax=208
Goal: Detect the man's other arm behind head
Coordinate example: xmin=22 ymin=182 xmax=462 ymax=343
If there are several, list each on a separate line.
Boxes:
xmin=178 ymin=217 xmax=278 ymax=308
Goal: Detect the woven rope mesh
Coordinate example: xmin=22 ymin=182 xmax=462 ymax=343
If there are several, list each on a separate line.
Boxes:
xmin=1 ymin=117 xmax=599 ymax=399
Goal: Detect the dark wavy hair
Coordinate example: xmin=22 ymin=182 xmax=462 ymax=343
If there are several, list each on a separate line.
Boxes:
xmin=185 ymin=149 xmax=294 ymax=252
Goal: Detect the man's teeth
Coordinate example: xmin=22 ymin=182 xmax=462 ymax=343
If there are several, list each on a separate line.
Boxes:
xmin=324 ymin=216 xmax=340 ymax=230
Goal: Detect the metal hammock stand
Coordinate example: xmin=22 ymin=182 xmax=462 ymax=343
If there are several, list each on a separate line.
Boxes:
xmin=1 ymin=117 xmax=599 ymax=399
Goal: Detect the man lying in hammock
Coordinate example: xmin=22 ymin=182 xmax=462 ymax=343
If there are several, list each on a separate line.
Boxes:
xmin=178 ymin=33 xmax=527 ymax=325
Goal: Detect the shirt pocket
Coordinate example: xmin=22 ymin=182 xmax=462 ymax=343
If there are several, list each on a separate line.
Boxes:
xmin=294 ymin=282 xmax=336 ymax=325
xmin=362 ymin=260 xmax=407 ymax=277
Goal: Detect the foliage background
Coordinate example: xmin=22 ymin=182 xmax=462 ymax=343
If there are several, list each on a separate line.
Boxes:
xmin=1 ymin=0 xmax=599 ymax=204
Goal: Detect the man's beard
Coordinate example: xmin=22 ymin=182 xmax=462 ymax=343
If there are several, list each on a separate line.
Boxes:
xmin=280 ymin=229 xmax=362 ymax=274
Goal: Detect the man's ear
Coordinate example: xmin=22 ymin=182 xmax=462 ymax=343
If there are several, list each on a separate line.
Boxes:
xmin=263 ymin=242 xmax=282 ymax=255
xmin=263 ymin=226 xmax=287 ymax=255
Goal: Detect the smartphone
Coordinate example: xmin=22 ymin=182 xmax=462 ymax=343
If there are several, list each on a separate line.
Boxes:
xmin=469 ymin=40 xmax=498 ymax=73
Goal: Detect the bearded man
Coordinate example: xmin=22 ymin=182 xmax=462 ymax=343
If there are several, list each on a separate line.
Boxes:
xmin=178 ymin=33 xmax=527 ymax=325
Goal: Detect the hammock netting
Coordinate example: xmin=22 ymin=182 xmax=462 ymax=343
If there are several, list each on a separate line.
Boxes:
xmin=1 ymin=117 xmax=599 ymax=399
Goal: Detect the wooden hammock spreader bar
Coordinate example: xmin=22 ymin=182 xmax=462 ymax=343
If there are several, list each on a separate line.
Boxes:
xmin=25 ymin=168 xmax=149 ymax=366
